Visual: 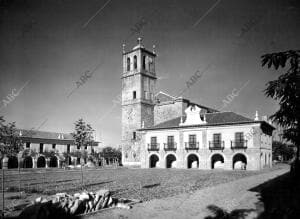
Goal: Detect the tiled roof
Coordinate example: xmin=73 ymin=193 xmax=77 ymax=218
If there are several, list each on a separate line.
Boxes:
xmin=16 ymin=129 xmax=99 ymax=146
xmin=20 ymin=137 xmax=74 ymax=145
xmin=17 ymin=129 xmax=73 ymax=140
xmin=143 ymin=112 xmax=258 ymax=130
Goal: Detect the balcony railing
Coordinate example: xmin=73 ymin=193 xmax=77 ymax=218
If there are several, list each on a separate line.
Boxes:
xmin=185 ymin=142 xmax=199 ymax=150
xmin=209 ymin=141 xmax=225 ymax=150
xmin=231 ymin=140 xmax=247 ymax=149
xmin=147 ymin=143 xmax=160 ymax=151
xmin=164 ymin=143 xmax=177 ymax=151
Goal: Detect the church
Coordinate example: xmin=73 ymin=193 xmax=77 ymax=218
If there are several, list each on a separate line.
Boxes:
xmin=121 ymin=38 xmax=274 ymax=170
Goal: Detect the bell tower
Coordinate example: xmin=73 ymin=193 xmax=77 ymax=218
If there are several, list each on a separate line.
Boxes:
xmin=121 ymin=38 xmax=157 ymax=166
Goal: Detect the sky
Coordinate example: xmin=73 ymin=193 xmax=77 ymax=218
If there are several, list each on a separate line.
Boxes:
xmin=0 ymin=0 xmax=299 ymax=146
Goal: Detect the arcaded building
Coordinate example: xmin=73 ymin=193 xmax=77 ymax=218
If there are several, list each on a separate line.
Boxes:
xmin=2 ymin=129 xmax=99 ymax=169
xmin=121 ymin=39 xmax=274 ymax=170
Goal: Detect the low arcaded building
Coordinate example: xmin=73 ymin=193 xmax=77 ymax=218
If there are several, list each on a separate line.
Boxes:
xmin=1 ymin=129 xmax=99 ymax=169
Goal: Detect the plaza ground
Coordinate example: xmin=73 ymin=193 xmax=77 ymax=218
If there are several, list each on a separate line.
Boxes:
xmin=1 ymin=164 xmax=289 ymax=217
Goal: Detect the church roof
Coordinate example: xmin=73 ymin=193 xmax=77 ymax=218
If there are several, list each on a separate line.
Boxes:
xmin=140 ymin=112 xmax=271 ymax=130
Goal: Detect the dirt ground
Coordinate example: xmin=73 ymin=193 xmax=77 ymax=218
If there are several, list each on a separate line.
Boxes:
xmin=1 ymin=164 xmax=288 ymax=218
xmin=85 ymin=166 xmax=289 ymax=219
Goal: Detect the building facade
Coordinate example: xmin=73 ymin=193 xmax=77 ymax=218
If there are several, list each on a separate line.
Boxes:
xmin=1 ymin=129 xmax=99 ymax=169
xmin=122 ymin=39 xmax=274 ymax=170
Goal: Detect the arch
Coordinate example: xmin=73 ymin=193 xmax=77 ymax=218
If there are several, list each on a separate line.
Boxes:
xmin=149 ymin=154 xmax=159 ymax=168
xmin=127 ymin=57 xmax=130 ymax=71
xmin=23 ymin=156 xmax=33 ymax=168
xmin=8 ymin=156 xmax=18 ymax=169
xmin=211 ymin=153 xmax=224 ymax=169
xmin=165 ymin=154 xmax=177 ymax=168
xmin=233 ymin=153 xmax=247 ymax=170
xmin=49 ymin=156 xmax=58 ymax=168
xmin=187 ymin=154 xmax=199 ymax=169
xmin=134 ymin=55 xmax=137 ymax=69
xmin=37 ymin=156 xmax=46 ymax=168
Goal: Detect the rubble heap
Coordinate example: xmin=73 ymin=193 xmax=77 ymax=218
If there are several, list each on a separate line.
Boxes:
xmin=19 ymin=189 xmax=131 ymax=218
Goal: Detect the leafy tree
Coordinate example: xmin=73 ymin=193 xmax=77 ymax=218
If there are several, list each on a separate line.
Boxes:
xmin=69 ymin=150 xmax=82 ymax=159
xmin=261 ymin=50 xmax=300 ymax=163
xmin=0 ymin=116 xmax=23 ymax=158
xmin=71 ymin=118 xmax=94 ymax=150
xmin=21 ymin=148 xmax=37 ymax=158
xmin=41 ymin=150 xmax=57 ymax=158
xmin=272 ymin=141 xmax=295 ymax=162
xmin=100 ymin=146 xmax=122 ymax=163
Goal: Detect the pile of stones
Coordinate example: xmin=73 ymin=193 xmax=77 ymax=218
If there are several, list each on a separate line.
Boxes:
xmin=19 ymin=189 xmax=131 ymax=218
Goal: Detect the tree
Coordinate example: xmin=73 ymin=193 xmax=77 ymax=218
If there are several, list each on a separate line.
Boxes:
xmin=272 ymin=141 xmax=295 ymax=162
xmin=0 ymin=116 xmax=23 ymax=158
xmin=100 ymin=146 xmax=122 ymax=163
xmin=261 ymin=50 xmax=300 ymax=166
xmin=41 ymin=150 xmax=57 ymax=158
xmin=71 ymin=118 xmax=94 ymax=150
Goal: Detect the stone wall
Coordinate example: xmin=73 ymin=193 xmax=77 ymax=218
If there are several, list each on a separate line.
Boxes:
xmin=154 ymin=99 xmax=187 ymax=125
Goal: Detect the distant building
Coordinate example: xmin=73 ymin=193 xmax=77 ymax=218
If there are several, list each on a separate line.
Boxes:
xmin=2 ymin=129 xmax=99 ymax=169
xmin=121 ymin=38 xmax=275 ymax=170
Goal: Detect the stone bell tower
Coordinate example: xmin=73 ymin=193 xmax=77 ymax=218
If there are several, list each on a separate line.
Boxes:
xmin=121 ymin=38 xmax=157 ymax=166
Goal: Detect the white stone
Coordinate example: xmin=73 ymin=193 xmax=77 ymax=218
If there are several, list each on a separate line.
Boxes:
xmin=234 ymin=161 xmax=245 ymax=170
xmin=179 ymin=105 xmax=207 ymax=126
xmin=214 ymin=161 xmax=224 ymax=169
xmin=191 ymin=161 xmax=198 ymax=168
xmin=171 ymin=160 xmax=177 ymax=168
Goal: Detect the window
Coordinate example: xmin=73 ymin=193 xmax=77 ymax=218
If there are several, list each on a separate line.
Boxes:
xmin=127 ymin=57 xmax=130 ymax=71
xmin=39 ymin=143 xmax=44 ymax=153
xmin=133 ymin=91 xmax=136 ymax=99
xmin=143 ymin=56 xmax=146 ymax=70
xmin=189 ymin=135 xmax=196 ymax=145
xmin=133 ymin=132 xmax=136 ymax=140
xmin=67 ymin=144 xmax=70 ymax=153
xmin=150 ymin=137 xmax=157 ymax=147
xmin=167 ymin=136 xmax=174 ymax=147
xmin=213 ymin=133 xmax=222 ymax=147
xmin=235 ymin=132 xmax=244 ymax=142
xmin=134 ymin=55 xmax=137 ymax=69
xmin=26 ymin=142 xmax=30 ymax=148
xmin=52 ymin=144 xmax=56 ymax=149
xmin=235 ymin=132 xmax=244 ymax=147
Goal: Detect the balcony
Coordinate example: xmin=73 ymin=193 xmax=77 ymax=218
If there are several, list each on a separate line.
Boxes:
xmin=209 ymin=141 xmax=225 ymax=150
xmin=147 ymin=143 xmax=160 ymax=151
xmin=185 ymin=142 xmax=199 ymax=150
xmin=231 ymin=140 xmax=247 ymax=149
xmin=164 ymin=143 xmax=177 ymax=151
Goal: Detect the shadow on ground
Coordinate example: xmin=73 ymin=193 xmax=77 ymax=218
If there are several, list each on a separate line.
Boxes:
xmin=204 ymin=205 xmax=255 ymax=219
xmin=205 ymin=171 xmax=300 ymax=219
xmin=252 ymin=172 xmax=300 ymax=219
